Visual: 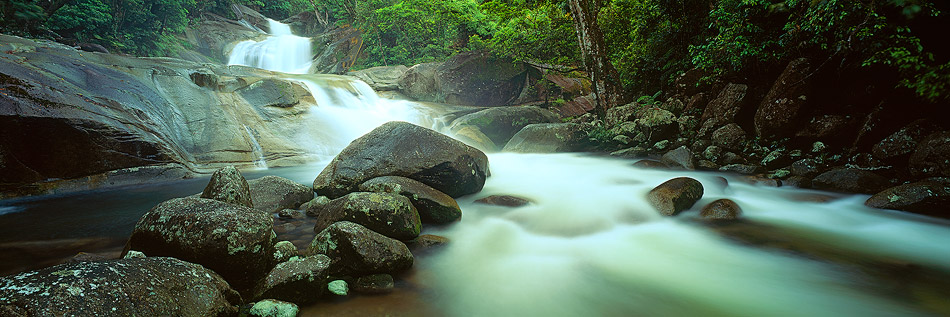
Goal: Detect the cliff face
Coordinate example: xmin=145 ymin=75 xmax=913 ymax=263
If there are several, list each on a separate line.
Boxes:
xmin=0 ymin=34 xmax=320 ymax=198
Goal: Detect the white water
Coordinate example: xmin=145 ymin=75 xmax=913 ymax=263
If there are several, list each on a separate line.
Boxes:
xmin=243 ymin=125 xmax=268 ymax=169
xmin=228 ymin=19 xmax=313 ymax=74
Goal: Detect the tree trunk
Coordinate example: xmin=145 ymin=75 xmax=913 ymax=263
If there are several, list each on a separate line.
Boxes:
xmin=568 ymin=0 xmax=628 ymax=118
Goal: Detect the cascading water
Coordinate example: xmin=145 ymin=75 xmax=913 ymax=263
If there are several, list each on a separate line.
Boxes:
xmin=243 ymin=125 xmax=268 ymax=169
xmin=228 ymin=19 xmax=313 ymax=74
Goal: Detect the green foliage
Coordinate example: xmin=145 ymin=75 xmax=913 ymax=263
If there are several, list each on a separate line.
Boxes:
xmin=354 ymin=0 xmax=492 ymax=67
xmin=635 ymin=91 xmax=662 ymax=106
xmin=238 ymin=0 xmax=311 ymax=20
xmin=480 ymin=0 xmax=579 ymax=66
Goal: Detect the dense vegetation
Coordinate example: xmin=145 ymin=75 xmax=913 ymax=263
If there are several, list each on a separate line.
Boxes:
xmin=2 ymin=0 xmax=947 ymax=103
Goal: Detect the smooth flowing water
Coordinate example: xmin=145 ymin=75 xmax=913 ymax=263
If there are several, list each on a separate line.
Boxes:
xmin=228 ymin=19 xmax=313 ymax=74
xmin=2 ymin=16 xmax=949 ymax=317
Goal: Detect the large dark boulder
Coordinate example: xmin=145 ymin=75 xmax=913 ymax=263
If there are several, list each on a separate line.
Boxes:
xmin=448 ymin=106 xmax=560 ymax=150
xmin=605 ymin=103 xmax=642 ymax=127
xmin=502 ymin=123 xmax=590 ymax=153
xmin=313 ymin=121 xmax=489 ymax=198
xmin=0 ymin=257 xmax=241 ymax=316
xmin=200 ymin=166 xmax=253 ymax=207
xmin=123 ymin=197 xmax=277 ymax=293
xmin=812 ymin=168 xmax=890 ymax=194
xmin=397 ymin=50 xmax=530 ymax=106
xmin=647 ymin=177 xmax=704 ymax=216
xmin=700 ymin=83 xmax=749 ymax=128
xmin=308 ymin=221 xmax=413 ymax=276
xmin=711 ymin=123 xmax=747 ymax=151
xmin=660 ymin=146 xmax=694 ymax=170
xmin=872 ymin=119 xmax=940 ymax=164
xmin=700 ymin=199 xmax=743 ymax=220
xmin=909 ymin=131 xmax=950 ymax=178
xmin=865 ymin=179 xmax=950 ymax=218
xmin=248 ymin=176 xmax=313 ymax=213
xmin=359 ymin=176 xmax=461 ymax=224
xmin=313 ymin=192 xmax=422 ymax=240
xmin=633 ymin=108 xmax=678 ymax=142
xmin=754 ymin=58 xmax=813 ymax=139
xmin=254 ymin=255 xmax=332 ymax=304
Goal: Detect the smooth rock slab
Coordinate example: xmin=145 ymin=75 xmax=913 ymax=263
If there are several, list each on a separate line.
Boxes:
xmin=124 ymin=197 xmax=277 ymax=293
xmin=254 ymin=255 xmax=332 ymax=304
xmin=0 ymin=257 xmax=241 ymax=316
xmin=313 ymin=121 xmax=488 ymax=199
xmin=249 ymin=176 xmax=314 ymax=213
xmin=812 ymin=168 xmax=890 ymax=194
xmin=314 ymin=192 xmax=422 ymax=240
xmin=359 ymin=176 xmax=462 ymax=224
xmin=201 ymin=166 xmax=253 ymax=207
xmin=647 ymin=177 xmax=704 ymax=216
xmin=308 ymin=221 xmax=413 ymax=276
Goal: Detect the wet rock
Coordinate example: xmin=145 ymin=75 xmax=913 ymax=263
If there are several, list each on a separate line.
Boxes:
xmin=254 ymin=255 xmax=332 ymax=304
xmin=248 ymin=176 xmax=313 ymax=213
xmin=448 ymin=106 xmax=560 ymax=150
xmin=711 ymin=123 xmax=747 ymax=151
xmin=328 ymin=280 xmax=349 ymax=296
xmin=313 ymin=192 xmax=422 ymax=240
xmin=700 ymin=199 xmax=743 ymax=220
xmin=632 ymin=160 xmax=668 ymax=169
xmin=605 ymin=103 xmax=643 ymax=127
xmin=352 ymin=274 xmax=395 ymax=294
xmin=872 ymin=119 xmax=940 ymax=163
xmin=503 ymin=123 xmax=590 ymax=153
xmin=397 ymin=50 xmax=529 ymax=106
xmin=790 ymin=158 xmax=821 ymax=177
xmin=795 ymin=115 xmax=858 ymax=145
xmin=347 ymin=65 xmax=408 ymax=91
xmin=909 ymin=131 xmax=950 ymax=178
xmin=647 ymin=177 xmax=704 ymax=216
xmin=473 ymin=195 xmax=532 ymax=207
xmin=865 ymin=179 xmax=950 ymax=218
xmin=273 ymin=241 xmax=297 ymax=263
xmin=703 ymin=145 xmax=723 ymax=162
xmin=237 ymin=78 xmax=306 ymax=108
xmin=783 ymin=176 xmax=812 ymax=188
xmin=738 ymin=176 xmax=781 ymax=187
xmin=248 ymin=299 xmax=299 ymax=317
xmin=359 ymin=176 xmax=461 ymax=224
xmin=200 ymin=166 xmax=253 ymax=208
xmin=406 ymin=234 xmax=450 ymax=252
xmin=313 ymin=122 xmax=488 ymax=199
xmin=276 ymin=209 xmax=303 ymax=219
xmin=189 ymin=70 xmax=218 ymax=89
xmin=123 ymin=250 xmax=146 ymax=259
xmin=697 ymin=160 xmax=720 ymax=170
xmin=450 ymin=124 xmax=497 ymax=152
xmin=754 ymin=58 xmax=812 ymax=139
xmin=812 ymin=168 xmax=890 ymax=194
xmin=308 ymin=221 xmax=413 ymax=276
xmin=660 ymin=146 xmax=694 ymax=170
xmin=124 ymin=197 xmax=276 ymax=293
xmin=760 ymin=149 xmax=790 ymax=169
xmin=611 ymin=146 xmax=648 ymax=158
xmin=719 ymin=164 xmax=765 ymax=175
xmin=66 ymin=252 xmax=109 ymax=263
xmin=0 ymin=257 xmax=241 ymax=316
xmin=302 ymin=196 xmax=331 ymax=217
xmin=701 ymin=83 xmax=749 ymax=126
xmin=634 ymin=108 xmax=678 ymax=142
xmin=721 ymin=152 xmax=747 ymax=165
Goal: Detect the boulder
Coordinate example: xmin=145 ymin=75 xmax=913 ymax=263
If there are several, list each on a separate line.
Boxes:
xmin=448 ymin=106 xmax=560 ymax=150
xmin=406 ymin=234 xmax=450 ymax=252
xmin=328 ymin=280 xmax=349 ymax=296
xmin=248 ymin=176 xmax=313 ymax=213
xmin=754 ymin=58 xmax=813 ymax=139
xmin=237 ymin=78 xmax=307 ymax=108
xmin=633 ymin=159 xmax=668 ymax=169
xmin=308 ymin=221 xmax=413 ymax=276
xmin=347 ymin=65 xmax=409 ymax=91
xmin=254 ymin=255 xmax=332 ymax=304
xmin=397 ymin=50 xmax=529 ymax=106
xmin=633 ymin=108 xmax=678 ymax=142
xmin=273 ymin=241 xmax=297 ymax=263
xmin=790 ymin=159 xmax=821 ymax=177
xmin=719 ymin=164 xmax=765 ymax=175
xmin=359 ymin=176 xmax=461 ymax=224
xmin=247 ymin=299 xmax=299 ymax=317
xmin=700 ymin=199 xmax=743 ymax=220
xmin=865 ymin=179 xmax=950 ymax=218
xmin=502 ymin=123 xmax=590 ymax=153
xmin=660 ymin=146 xmax=694 ymax=170
xmin=700 ymin=83 xmax=749 ymax=127
xmin=313 ymin=121 xmax=489 ymax=199
xmin=352 ymin=274 xmax=395 ymax=294
xmin=124 ymin=197 xmax=276 ymax=293
xmin=647 ymin=177 xmax=704 ymax=216
xmin=313 ymin=192 xmax=422 ymax=240
xmin=303 ymin=196 xmax=331 ymax=217
xmin=711 ymin=123 xmax=747 ymax=151
xmin=200 ymin=166 xmax=253 ymax=207
xmin=909 ymin=131 xmax=950 ymax=178
xmin=812 ymin=168 xmax=890 ymax=194
xmin=473 ymin=195 xmax=532 ymax=207
xmin=872 ymin=119 xmax=940 ymax=163
xmin=0 ymin=257 xmax=240 ymax=316
xmin=795 ymin=115 xmax=858 ymax=145
xmin=605 ymin=103 xmax=643 ymax=127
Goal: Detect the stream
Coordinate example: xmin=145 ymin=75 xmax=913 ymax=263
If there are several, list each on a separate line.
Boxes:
xmin=2 ymin=19 xmax=950 ymax=316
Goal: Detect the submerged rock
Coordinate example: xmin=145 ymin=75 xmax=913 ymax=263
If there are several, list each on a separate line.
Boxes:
xmin=248 ymin=176 xmax=313 ymax=213
xmin=328 ymin=280 xmax=349 ymax=296
xmin=313 ymin=192 xmax=422 ymax=240
xmin=0 ymin=257 xmax=241 ymax=316
xmin=473 ymin=195 xmax=532 ymax=207
xmin=352 ymin=274 xmax=395 ymax=294
xmin=359 ymin=176 xmax=462 ymax=224
xmin=254 ymin=255 xmax=332 ymax=304
xmin=308 ymin=221 xmax=413 ymax=276
xmin=248 ymin=299 xmax=299 ymax=317
xmin=865 ymin=179 xmax=950 ymax=218
xmin=406 ymin=234 xmax=450 ymax=252
xmin=647 ymin=177 xmax=704 ymax=216
xmin=502 ymin=123 xmax=589 ymax=153
xmin=124 ymin=197 xmax=276 ymax=293
xmin=812 ymin=168 xmax=890 ymax=194
xmin=313 ymin=121 xmax=489 ymax=199
xmin=200 ymin=166 xmax=253 ymax=207
xmin=700 ymin=199 xmax=743 ymax=220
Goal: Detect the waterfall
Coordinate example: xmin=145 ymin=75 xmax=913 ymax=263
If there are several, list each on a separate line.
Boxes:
xmin=243 ymin=125 xmax=268 ymax=169
xmin=228 ymin=19 xmax=312 ymax=74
